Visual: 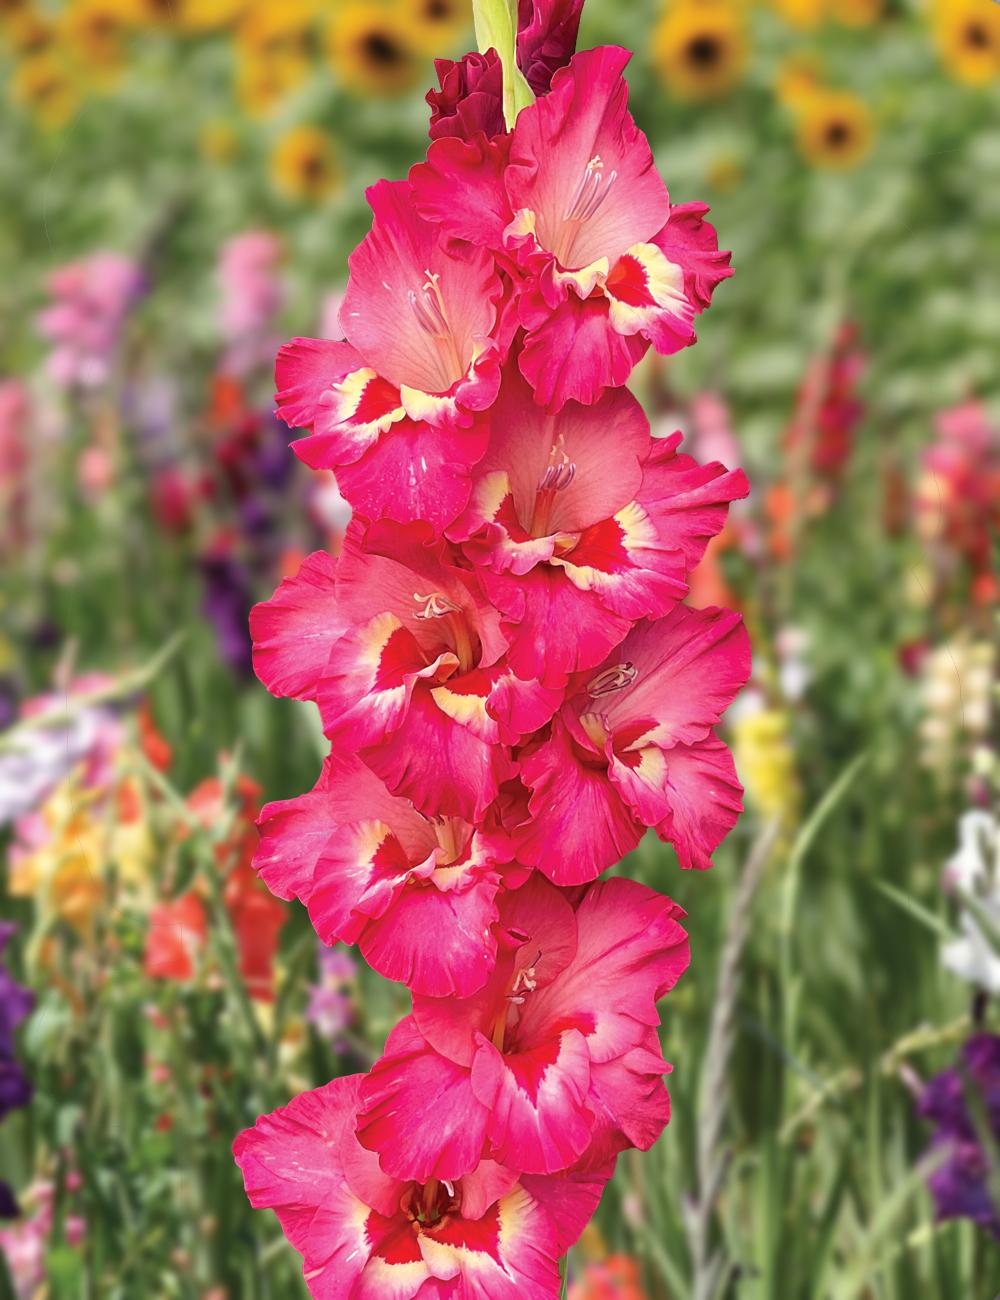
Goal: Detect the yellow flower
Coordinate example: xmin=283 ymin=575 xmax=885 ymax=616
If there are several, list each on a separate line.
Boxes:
xmin=326 ymin=1 xmax=422 ymax=96
xmin=174 ymin=0 xmax=248 ymax=32
xmin=8 ymin=783 xmax=106 ymax=933
xmin=3 ymin=7 xmax=54 ymax=55
xmin=767 ymin=0 xmax=826 ymax=31
xmin=234 ymin=1 xmax=315 ymax=111
xmin=60 ymin=0 xmax=136 ymax=71
xmin=794 ymin=87 xmax=874 ymax=170
xmin=395 ymin=0 xmax=470 ymax=55
xmin=774 ymin=50 xmax=824 ymax=109
xmin=652 ymin=0 xmax=749 ymax=102
xmin=271 ymin=124 xmax=342 ymax=201
xmin=932 ymin=0 xmax=1000 ymax=87
xmin=236 ymin=51 xmax=307 ymax=114
xmin=733 ymin=709 xmax=800 ymax=826
xmin=126 ymin=0 xmax=180 ymax=25
xmin=11 ymin=51 xmax=82 ymax=127
xmin=200 ymin=118 xmax=240 ymax=161
xmin=828 ymin=0 xmax=881 ymax=27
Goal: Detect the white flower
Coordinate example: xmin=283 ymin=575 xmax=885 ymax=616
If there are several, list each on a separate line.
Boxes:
xmin=941 ymin=811 xmax=1000 ymax=991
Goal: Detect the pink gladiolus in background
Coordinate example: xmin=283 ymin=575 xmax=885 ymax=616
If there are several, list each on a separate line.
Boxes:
xmin=237 ymin=0 xmax=745 ymax=1285
xmin=915 ymin=399 xmax=1000 ymax=598
xmin=217 ymin=232 xmax=285 ymax=378
xmin=305 ymin=942 xmax=357 ymax=1048
xmin=0 ymin=381 xmax=28 ymax=554
xmin=36 ymin=252 xmax=144 ymax=389
xmin=0 ymin=1182 xmax=85 ymax=1300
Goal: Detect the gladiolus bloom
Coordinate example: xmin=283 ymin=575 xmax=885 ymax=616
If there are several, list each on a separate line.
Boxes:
xmin=512 ymin=605 xmax=749 ymax=881
xmin=236 ymin=1073 xmax=612 ymax=1300
xmin=254 ymin=752 xmax=521 ymax=998
xmin=355 ymin=875 xmax=688 ymax=1181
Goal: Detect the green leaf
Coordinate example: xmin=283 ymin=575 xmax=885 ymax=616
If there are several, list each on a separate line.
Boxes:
xmin=872 ymin=880 xmax=958 ymax=942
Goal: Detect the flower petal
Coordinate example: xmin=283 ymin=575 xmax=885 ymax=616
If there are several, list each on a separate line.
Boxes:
xmin=505 ymin=47 xmax=670 ymax=272
xmin=471 ymin=1029 xmax=594 ymax=1174
xmin=356 ymin=1018 xmax=489 ymax=1183
xmin=250 ymin=551 xmax=345 ymax=701
xmin=514 ymin=717 xmax=645 ymax=884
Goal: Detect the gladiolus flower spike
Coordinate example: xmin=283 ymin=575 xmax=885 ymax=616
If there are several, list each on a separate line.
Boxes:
xmin=237 ymin=0 xmax=749 ymax=1293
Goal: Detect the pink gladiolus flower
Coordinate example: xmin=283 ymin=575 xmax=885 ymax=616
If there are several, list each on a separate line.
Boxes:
xmin=412 ymin=47 xmax=732 ymax=411
xmin=234 ymin=1073 xmax=611 ymax=1300
xmin=278 ymin=336 xmax=490 ymax=532
xmin=251 ymin=521 xmax=561 ymax=822
xmin=36 ymin=252 xmax=144 ymax=389
xmin=273 ymin=178 xmax=507 ymax=527
xmin=512 ymin=605 xmax=749 ymax=882
xmin=355 ymin=874 xmax=688 ymax=1181
xmin=448 ymin=359 xmax=749 ymax=687
xmin=274 ymin=182 xmax=503 ymax=527
xmin=0 ymin=381 xmax=28 ymax=554
xmin=254 ymin=751 xmax=525 ymax=997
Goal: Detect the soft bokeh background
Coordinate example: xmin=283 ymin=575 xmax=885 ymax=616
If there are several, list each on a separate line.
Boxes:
xmin=2 ymin=0 xmax=1000 ymax=1296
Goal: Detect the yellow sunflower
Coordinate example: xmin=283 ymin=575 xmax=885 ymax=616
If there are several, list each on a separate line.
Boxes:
xmin=795 ymin=87 xmax=874 ymax=170
xmin=774 ymin=50 xmax=824 ymax=108
xmin=59 ymin=0 xmax=135 ymax=70
xmin=175 ymin=0 xmax=248 ymax=32
xmin=235 ymin=51 xmax=304 ymax=113
xmin=828 ymin=0 xmax=881 ymax=27
xmin=11 ymin=50 xmax=82 ymax=127
xmin=3 ymin=7 xmax=55 ymax=55
xmin=932 ymin=0 xmax=1000 ymax=86
xmin=767 ymin=0 xmax=826 ymax=31
xmin=234 ymin=0 xmax=314 ymax=109
xmin=237 ymin=0 xmax=315 ymax=61
xmin=326 ymin=1 xmax=422 ymax=96
xmin=651 ymin=0 xmax=749 ymax=102
xmin=395 ymin=0 xmax=470 ymax=55
xmin=271 ymin=123 xmax=342 ymax=201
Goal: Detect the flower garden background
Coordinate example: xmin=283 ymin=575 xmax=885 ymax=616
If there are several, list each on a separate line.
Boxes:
xmin=2 ymin=0 xmax=1000 ymax=1296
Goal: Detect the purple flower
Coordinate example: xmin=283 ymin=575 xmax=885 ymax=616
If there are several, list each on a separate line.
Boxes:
xmin=199 ymin=551 xmax=254 ymax=676
xmin=0 ymin=923 xmax=32 ymax=1124
xmin=918 ymin=1032 xmax=1000 ymax=1237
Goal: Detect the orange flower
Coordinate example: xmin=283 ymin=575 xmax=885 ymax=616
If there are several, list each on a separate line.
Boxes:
xmin=144 ymin=893 xmax=208 ymax=980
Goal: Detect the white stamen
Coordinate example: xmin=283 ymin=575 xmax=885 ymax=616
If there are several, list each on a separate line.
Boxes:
xmin=413 ymin=590 xmax=462 ymax=620
xmin=588 ymin=662 xmax=638 ymax=698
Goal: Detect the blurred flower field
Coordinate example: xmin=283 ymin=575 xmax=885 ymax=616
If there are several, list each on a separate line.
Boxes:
xmin=1 ymin=0 xmax=1000 ymax=1296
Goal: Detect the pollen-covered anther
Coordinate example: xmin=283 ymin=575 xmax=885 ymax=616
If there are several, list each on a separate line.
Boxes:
xmin=413 ymin=590 xmax=462 ymax=619
xmin=588 ymin=661 xmax=638 ymax=698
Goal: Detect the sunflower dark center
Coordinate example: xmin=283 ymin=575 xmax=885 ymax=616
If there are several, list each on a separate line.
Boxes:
xmin=363 ymin=31 xmax=404 ymax=66
xmin=687 ymin=35 xmax=722 ymax=68
xmin=424 ymin=0 xmax=451 ymax=19
xmin=825 ymin=120 xmax=851 ymax=148
xmin=964 ymin=22 xmax=991 ymax=50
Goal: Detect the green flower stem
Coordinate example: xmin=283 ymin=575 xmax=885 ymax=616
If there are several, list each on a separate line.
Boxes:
xmin=471 ymin=0 xmax=534 ymax=129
